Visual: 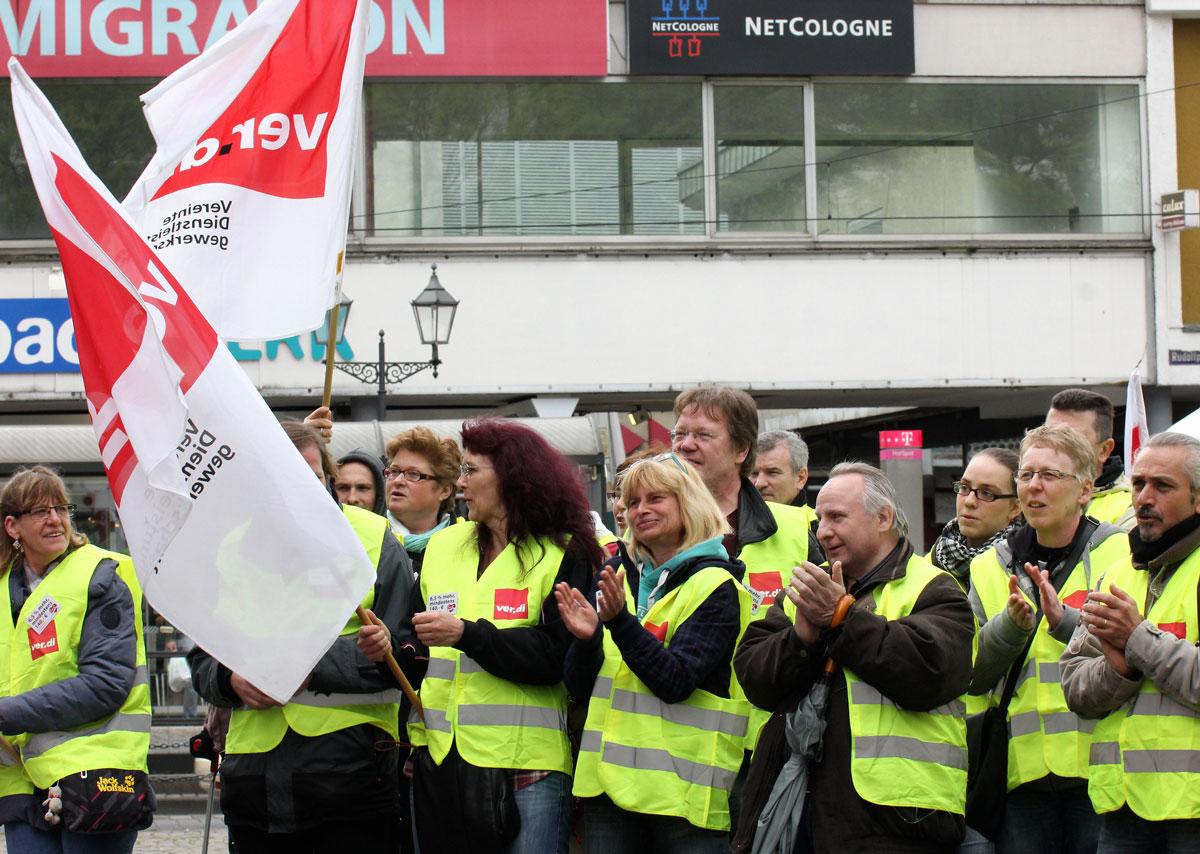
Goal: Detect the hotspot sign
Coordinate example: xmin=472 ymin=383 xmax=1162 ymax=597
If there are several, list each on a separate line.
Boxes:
xmin=628 ymin=0 xmax=914 ymax=76
xmin=0 ymin=298 xmax=78 ymax=373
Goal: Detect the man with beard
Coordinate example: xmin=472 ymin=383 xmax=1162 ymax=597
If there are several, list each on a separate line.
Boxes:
xmin=1061 ymin=431 xmax=1200 ymax=851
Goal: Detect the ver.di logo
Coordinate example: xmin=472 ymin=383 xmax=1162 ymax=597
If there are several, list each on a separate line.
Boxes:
xmin=651 ymin=0 xmax=720 ymax=58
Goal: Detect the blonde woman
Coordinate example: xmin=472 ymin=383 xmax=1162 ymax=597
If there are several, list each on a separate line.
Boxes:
xmin=557 ymin=453 xmax=752 ymax=852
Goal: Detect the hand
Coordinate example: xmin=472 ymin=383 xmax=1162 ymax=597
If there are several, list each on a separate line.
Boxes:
xmin=230 ymin=673 xmax=282 ymax=710
xmin=596 ymin=568 xmax=627 ymax=623
xmin=1005 ymin=574 xmax=1035 ymax=632
xmin=1098 ymin=636 xmax=1138 ymax=679
xmin=787 ymin=561 xmax=847 ymax=631
xmin=554 ymin=582 xmax=599 ymax=640
xmin=1024 ymin=563 xmax=1064 ymax=630
xmin=356 ymin=608 xmax=391 ymax=662
xmin=304 ymin=406 xmax=333 ymax=441
xmin=412 ymin=611 xmax=466 ymax=647
xmin=1082 ymin=585 xmax=1143 ymax=652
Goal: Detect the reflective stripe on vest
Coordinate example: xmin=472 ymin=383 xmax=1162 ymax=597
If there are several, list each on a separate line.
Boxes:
xmin=738 ymin=501 xmax=811 ymax=752
xmin=1088 ymin=548 xmax=1200 ymax=820
xmin=413 ymin=522 xmax=571 ymax=774
xmin=7 ymin=545 xmax=151 ymax=788
xmin=841 ymin=554 xmax=969 ymax=815
xmin=969 ymin=528 xmax=1130 ymax=790
xmin=574 ymin=565 xmax=752 ymax=832
xmin=226 ymin=505 xmax=399 ymax=755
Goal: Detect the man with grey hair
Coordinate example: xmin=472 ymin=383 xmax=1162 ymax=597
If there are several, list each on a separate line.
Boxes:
xmin=752 ymin=431 xmax=817 ymax=531
xmin=733 ymin=462 xmax=975 ymax=852
xmin=1061 ymin=432 xmax=1200 ymax=848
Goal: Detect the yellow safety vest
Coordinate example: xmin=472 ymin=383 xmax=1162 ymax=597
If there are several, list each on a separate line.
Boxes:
xmin=575 ymin=565 xmax=752 ymax=831
xmin=969 ymin=526 xmax=1130 ymax=790
xmin=796 ymin=502 xmax=818 ymax=532
xmin=227 ymin=505 xmax=399 ymax=754
xmin=1088 ymin=488 xmax=1133 ymax=531
xmin=6 ymin=545 xmax=150 ymax=788
xmin=412 ymin=522 xmax=572 ymax=774
xmin=1088 ymin=548 xmax=1200 ymax=820
xmin=0 ymin=567 xmax=33 ymax=800
xmin=739 ymin=501 xmax=811 ymax=752
xmin=785 ymin=554 xmax=969 ymax=814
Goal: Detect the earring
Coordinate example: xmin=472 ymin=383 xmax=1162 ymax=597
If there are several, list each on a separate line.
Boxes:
xmin=12 ymin=538 xmax=20 ymax=552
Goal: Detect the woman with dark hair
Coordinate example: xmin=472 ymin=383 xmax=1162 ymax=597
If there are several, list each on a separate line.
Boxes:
xmin=931 ymin=447 xmax=1024 ymax=586
xmin=408 ymin=419 xmax=602 ymax=854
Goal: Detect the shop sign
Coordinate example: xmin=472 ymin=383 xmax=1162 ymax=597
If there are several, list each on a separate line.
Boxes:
xmin=0 ymin=298 xmax=78 ymax=374
xmin=0 ymin=0 xmax=607 ymax=78
xmin=628 ymin=0 xmax=914 ymax=76
xmin=1161 ymin=190 xmax=1200 ymax=232
xmin=879 ymin=429 xmax=922 ymax=461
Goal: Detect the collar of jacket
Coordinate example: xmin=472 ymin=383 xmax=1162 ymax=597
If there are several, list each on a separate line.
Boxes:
xmin=845 ymin=539 xmax=913 ymax=598
xmin=1094 ymin=454 xmax=1126 ymax=493
xmin=736 ymin=477 xmax=778 ymax=548
xmin=1132 ymin=514 xmax=1200 ymax=572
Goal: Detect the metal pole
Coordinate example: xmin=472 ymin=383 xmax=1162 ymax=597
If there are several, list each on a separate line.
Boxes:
xmin=431 ymin=341 xmax=440 ymax=379
xmin=377 ymin=330 xmax=387 ymax=422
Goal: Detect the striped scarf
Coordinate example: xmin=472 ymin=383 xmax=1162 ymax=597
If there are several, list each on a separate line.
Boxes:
xmin=931 ymin=517 xmax=1023 ymax=583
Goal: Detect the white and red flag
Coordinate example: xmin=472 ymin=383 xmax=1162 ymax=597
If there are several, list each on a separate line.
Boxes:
xmin=10 ymin=59 xmax=375 ymax=701
xmin=1125 ymin=366 xmax=1150 ymax=478
xmin=122 ymin=0 xmax=368 ymax=341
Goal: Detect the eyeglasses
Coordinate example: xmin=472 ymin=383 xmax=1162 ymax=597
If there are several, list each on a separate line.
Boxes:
xmin=1015 ymin=469 xmax=1078 ymax=485
xmin=383 ymin=467 xmax=437 ymax=483
xmin=12 ymin=504 xmax=75 ymax=522
xmin=669 ymin=429 xmax=722 ymax=445
xmin=459 ymin=463 xmax=493 ymax=479
xmin=951 ymin=482 xmax=1016 ymax=502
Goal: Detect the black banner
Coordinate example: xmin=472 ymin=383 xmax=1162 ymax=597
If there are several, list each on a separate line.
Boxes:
xmin=628 ymin=0 xmax=915 ymax=76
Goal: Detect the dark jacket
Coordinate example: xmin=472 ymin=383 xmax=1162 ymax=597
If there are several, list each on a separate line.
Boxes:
xmin=337 ymin=448 xmax=387 ymax=516
xmin=735 ymin=478 xmax=825 ymax=565
xmin=732 ymin=541 xmax=974 ymax=854
xmin=189 ymin=512 xmax=418 ymax=834
xmin=562 ymin=545 xmax=746 ymax=705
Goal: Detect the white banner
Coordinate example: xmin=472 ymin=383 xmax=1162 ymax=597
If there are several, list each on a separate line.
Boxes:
xmin=10 ymin=59 xmax=375 ymax=702
xmin=1124 ymin=366 xmax=1149 ymax=478
xmin=123 ymin=0 xmax=368 ymax=341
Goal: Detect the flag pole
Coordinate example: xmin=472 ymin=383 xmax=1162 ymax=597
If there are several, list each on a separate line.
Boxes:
xmin=0 ymin=735 xmax=20 ymax=767
xmin=357 ymin=606 xmax=424 ymax=720
xmin=321 ymin=251 xmax=345 ymax=409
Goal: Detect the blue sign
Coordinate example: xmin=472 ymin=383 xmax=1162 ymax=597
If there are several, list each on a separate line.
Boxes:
xmin=0 ymin=299 xmax=79 ymax=374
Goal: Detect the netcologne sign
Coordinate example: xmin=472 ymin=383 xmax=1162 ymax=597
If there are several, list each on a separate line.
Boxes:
xmin=628 ymin=0 xmax=914 ymax=76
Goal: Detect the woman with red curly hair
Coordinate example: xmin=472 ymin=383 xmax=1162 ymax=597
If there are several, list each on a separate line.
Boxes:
xmin=408 ymin=419 xmax=602 ymax=854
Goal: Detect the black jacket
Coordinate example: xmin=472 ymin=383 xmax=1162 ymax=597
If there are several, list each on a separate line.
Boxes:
xmin=735 ymin=478 xmax=825 ymax=565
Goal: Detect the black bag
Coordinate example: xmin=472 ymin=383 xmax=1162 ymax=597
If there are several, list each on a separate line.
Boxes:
xmin=965 ymin=635 xmax=1034 ymax=840
xmin=412 ymin=745 xmax=520 ymax=853
xmin=53 ymin=768 xmax=155 ymax=834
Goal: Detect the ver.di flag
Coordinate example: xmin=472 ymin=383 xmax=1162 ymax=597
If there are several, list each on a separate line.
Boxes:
xmin=1125 ymin=365 xmax=1149 ymax=477
xmin=122 ymin=0 xmax=368 ymax=341
xmin=10 ymin=59 xmax=375 ymax=702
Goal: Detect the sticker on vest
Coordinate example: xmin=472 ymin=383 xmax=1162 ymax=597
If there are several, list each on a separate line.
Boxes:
xmin=1158 ymin=621 xmax=1188 ymax=640
xmin=746 ymin=572 xmax=783 ymax=610
xmin=28 ymin=622 xmax=58 ymax=660
xmin=645 ymin=621 xmax=669 ymax=642
xmin=27 ymin=595 xmax=60 ymax=634
xmin=1063 ymin=590 xmax=1088 ymax=610
xmin=494 ymin=588 xmax=529 ymax=620
xmin=428 ymin=592 xmax=458 ymax=615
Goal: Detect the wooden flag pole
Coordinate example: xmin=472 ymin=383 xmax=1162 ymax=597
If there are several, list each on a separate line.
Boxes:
xmin=321 ymin=251 xmax=345 ymax=409
xmin=0 ymin=735 xmax=21 ymax=767
xmin=357 ymin=606 xmax=424 ymax=721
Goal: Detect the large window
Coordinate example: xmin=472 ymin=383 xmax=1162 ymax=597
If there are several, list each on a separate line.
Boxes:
xmin=814 ymin=83 xmax=1142 ymax=235
xmin=0 ymin=82 xmax=155 ymax=240
xmin=366 ymin=82 xmax=704 ymax=237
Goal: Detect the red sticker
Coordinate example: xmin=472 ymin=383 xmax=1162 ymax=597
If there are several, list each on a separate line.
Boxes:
xmin=645 ymin=621 xmax=669 ymax=642
xmin=1159 ymin=622 xmax=1188 ymax=640
xmin=493 ymin=588 xmax=529 ymax=621
xmin=1063 ymin=590 xmax=1089 ymax=610
xmin=28 ymin=622 xmax=58 ymax=660
xmin=749 ymin=572 xmax=784 ymax=598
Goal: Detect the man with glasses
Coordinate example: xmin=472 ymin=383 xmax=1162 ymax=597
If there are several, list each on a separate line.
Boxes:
xmin=1061 ymin=432 xmax=1200 ymax=851
xmin=1047 ymin=388 xmax=1135 ymax=531
xmin=967 ymin=425 xmax=1130 ymax=853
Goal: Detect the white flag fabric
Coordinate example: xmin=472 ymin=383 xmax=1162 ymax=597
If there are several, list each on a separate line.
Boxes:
xmin=10 ymin=59 xmax=375 ymax=702
xmin=1124 ymin=367 xmax=1149 ymax=478
xmin=122 ymin=0 xmax=368 ymax=341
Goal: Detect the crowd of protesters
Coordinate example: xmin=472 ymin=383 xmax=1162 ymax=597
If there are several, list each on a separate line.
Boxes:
xmin=3 ymin=384 xmax=1200 ymax=854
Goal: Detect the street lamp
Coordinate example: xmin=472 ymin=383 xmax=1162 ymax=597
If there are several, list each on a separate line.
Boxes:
xmin=333 ymin=265 xmax=460 ymax=421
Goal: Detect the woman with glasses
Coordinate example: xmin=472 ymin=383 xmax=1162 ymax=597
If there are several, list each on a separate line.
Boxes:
xmin=407 ymin=419 xmax=603 ymax=854
xmin=930 ymin=448 xmax=1024 ymax=587
xmin=384 ymin=427 xmax=461 ymax=575
xmin=967 ymin=425 xmax=1130 ymax=854
xmin=558 ymin=453 xmax=750 ymax=852
xmin=0 ymin=466 xmax=154 ymax=853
